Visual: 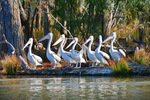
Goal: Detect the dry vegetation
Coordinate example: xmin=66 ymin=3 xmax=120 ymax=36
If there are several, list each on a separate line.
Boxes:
xmin=0 ymin=54 xmax=22 ymax=74
xmin=133 ymin=50 xmax=150 ymax=66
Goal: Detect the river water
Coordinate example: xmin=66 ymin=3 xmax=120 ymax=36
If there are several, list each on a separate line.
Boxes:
xmin=0 ymin=76 xmax=150 ymax=100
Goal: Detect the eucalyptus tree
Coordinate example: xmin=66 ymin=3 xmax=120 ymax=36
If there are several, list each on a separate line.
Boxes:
xmin=0 ymin=0 xmax=25 ymax=57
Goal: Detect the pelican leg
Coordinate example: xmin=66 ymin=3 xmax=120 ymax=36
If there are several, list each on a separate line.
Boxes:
xmin=69 ymin=63 xmax=71 ymax=68
xmin=79 ymin=62 xmax=81 ymax=68
xmin=68 ymin=63 xmax=71 ymax=68
xmin=51 ymin=64 xmax=55 ymax=69
xmin=32 ymin=65 xmax=34 ymax=69
xmin=95 ymin=62 xmax=98 ymax=66
xmin=74 ymin=62 xmax=78 ymax=68
xmin=91 ymin=62 xmax=94 ymax=67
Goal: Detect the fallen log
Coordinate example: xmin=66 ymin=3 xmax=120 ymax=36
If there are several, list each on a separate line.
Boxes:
xmin=18 ymin=56 xmax=29 ymax=69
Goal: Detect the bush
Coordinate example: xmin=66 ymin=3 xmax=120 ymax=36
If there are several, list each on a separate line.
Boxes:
xmin=0 ymin=54 xmax=21 ymax=74
xmin=112 ymin=59 xmax=130 ymax=75
xmin=133 ymin=50 xmax=149 ymax=66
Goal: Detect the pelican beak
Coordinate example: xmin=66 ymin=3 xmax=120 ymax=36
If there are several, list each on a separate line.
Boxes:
xmin=102 ymin=35 xmax=113 ymax=43
xmin=65 ymin=39 xmax=75 ymax=49
xmin=38 ymin=35 xmax=49 ymax=42
xmin=53 ymin=37 xmax=63 ymax=46
xmin=82 ymin=38 xmax=91 ymax=46
xmin=22 ymin=39 xmax=31 ymax=50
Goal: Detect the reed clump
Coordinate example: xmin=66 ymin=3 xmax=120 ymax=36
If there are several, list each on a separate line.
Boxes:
xmin=112 ymin=59 xmax=130 ymax=75
xmin=0 ymin=54 xmax=21 ymax=74
xmin=133 ymin=50 xmax=149 ymax=66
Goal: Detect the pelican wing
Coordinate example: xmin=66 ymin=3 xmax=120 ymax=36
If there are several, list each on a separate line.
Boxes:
xmin=32 ymin=54 xmax=43 ymax=63
xmin=51 ymin=52 xmax=61 ymax=62
xmin=100 ymin=51 xmax=110 ymax=59
xmin=118 ymin=49 xmax=126 ymax=57
xmin=66 ymin=52 xmax=76 ymax=63
xmin=30 ymin=55 xmax=42 ymax=66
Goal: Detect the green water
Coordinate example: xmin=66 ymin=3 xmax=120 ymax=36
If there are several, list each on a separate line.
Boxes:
xmin=0 ymin=76 xmax=150 ymax=100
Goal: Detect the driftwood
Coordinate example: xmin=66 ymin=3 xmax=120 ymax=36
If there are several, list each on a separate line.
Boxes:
xmin=18 ymin=56 xmax=29 ymax=69
xmin=0 ymin=34 xmax=15 ymax=55
xmin=128 ymin=34 xmax=147 ymax=49
xmin=0 ymin=34 xmax=29 ymax=69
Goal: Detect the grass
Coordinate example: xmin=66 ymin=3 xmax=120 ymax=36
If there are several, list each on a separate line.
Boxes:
xmin=133 ymin=50 xmax=150 ymax=66
xmin=111 ymin=59 xmax=130 ymax=75
xmin=0 ymin=54 xmax=22 ymax=74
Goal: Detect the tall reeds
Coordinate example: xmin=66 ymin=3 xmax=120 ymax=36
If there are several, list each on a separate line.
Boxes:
xmin=0 ymin=54 xmax=21 ymax=74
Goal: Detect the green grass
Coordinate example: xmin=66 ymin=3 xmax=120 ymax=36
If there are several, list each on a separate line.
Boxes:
xmin=112 ymin=59 xmax=130 ymax=75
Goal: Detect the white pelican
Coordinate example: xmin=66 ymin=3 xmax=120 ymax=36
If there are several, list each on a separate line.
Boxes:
xmin=38 ymin=33 xmax=61 ymax=69
xmin=82 ymin=36 xmax=100 ymax=66
xmin=95 ymin=35 xmax=110 ymax=65
xmin=22 ymin=38 xmax=43 ymax=69
xmin=53 ymin=34 xmax=76 ymax=68
xmin=66 ymin=37 xmax=86 ymax=68
xmin=103 ymin=32 xmax=126 ymax=61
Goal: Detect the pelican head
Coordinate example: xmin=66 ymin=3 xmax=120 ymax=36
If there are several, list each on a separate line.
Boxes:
xmin=38 ymin=33 xmax=53 ymax=42
xmin=53 ymin=34 xmax=65 ymax=46
xmin=103 ymin=32 xmax=116 ymax=43
xmin=22 ymin=38 xmax=33 ymax=50
xmin=66 ymin=37 xmax=78 ymax=49
xmin=82 ymin=36 xmax=94 ymax=46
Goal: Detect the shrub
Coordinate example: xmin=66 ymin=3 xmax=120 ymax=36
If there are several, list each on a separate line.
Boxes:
xmin=133 ymin=50 xmax=149 ymax=66
xmin=112 ymin=59 xmax=130 ymax=75
xmin=0 ymin=54 xmax=21 ymax=74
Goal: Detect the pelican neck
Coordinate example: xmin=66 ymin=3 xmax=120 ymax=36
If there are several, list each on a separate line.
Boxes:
xmin=88 ymin=39 xmax=93 ymax=52
xmin=60 ymin=39 xmax=65 ymax=53
xmin=28 ymin=42 xmax=32 ymax=55
xmin=72 ymin=40 xmax=77 ymax=52
xmin=110 ymin=36 xmax=115 ymax=51
xmin=47 ymin=37 xmax=52 ymax=52
xmin=97 ymin=41 xmax=102 ymax=52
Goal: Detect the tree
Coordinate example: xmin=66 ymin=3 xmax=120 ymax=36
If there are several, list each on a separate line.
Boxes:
xmin=0 ymin=0 xmax=25 ymax=57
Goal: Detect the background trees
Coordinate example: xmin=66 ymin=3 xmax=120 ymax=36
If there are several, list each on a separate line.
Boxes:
xmin=0 ymin=0 xmax=149 ymax=56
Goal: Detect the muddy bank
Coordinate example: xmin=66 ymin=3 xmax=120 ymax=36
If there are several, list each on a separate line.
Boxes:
xmin=16 ymin=61 xmax=150 ymax=76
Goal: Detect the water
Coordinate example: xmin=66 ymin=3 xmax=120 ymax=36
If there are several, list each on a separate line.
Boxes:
xmin=0 ymin=76 xmax=150 ymax=100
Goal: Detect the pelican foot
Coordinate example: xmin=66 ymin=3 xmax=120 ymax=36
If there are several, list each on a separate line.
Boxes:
xmin=90 ymin=66 xmax=95 ymax=67
xmin=74 ymin=66 xmax=80 ymax=68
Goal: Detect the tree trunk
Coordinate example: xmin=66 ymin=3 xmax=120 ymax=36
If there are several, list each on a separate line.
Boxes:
xmin=0 ymin=0 xmax=25 ymax=57
xmin=44 ymin=5 xmax=52 ymax=35
xmin=35 ymin=0 xmax=41 ymax=30
xmin=138 ymin=16 xmax=145 ymax=41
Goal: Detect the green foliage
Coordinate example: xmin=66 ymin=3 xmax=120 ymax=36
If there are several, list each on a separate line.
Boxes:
xmin=112 ymin=59 xmax=130 ymax=75
xmin=133 ymin=51 xmax=150 ymax=66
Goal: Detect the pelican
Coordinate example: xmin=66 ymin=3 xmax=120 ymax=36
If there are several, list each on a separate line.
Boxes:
xmin=22 ymin=38 xmax=43 ymax=69
xmin=38 ymin=33 xmax=61 ymax=69
xmin=66 ymin=37 xmax=86 ymax=68
xmin=103 ymin=32 xmax=126 ymax=61
xmin=53 ymin=34 xmax=76 ymax=68
xmin=95 ymin=35 xmax=110 ymax=65
xmin=82 ymin=36 xmax=100 ymax=66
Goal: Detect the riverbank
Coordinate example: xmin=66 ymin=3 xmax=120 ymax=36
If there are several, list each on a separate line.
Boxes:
xmin=0 ymin=60 xmax=150 ymax=76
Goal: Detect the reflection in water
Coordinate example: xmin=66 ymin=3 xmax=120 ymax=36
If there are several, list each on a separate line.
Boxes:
xmin=0 ymin=77 xmax=150 ymax=100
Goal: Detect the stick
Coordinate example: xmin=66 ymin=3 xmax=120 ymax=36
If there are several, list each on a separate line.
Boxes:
xmin=0 ymin=34 xmax=15 ymax=54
